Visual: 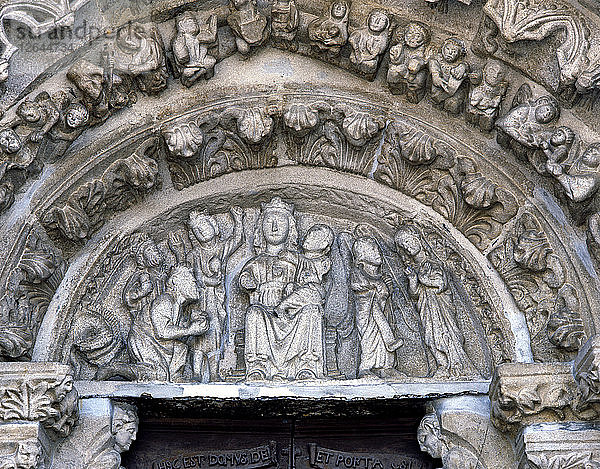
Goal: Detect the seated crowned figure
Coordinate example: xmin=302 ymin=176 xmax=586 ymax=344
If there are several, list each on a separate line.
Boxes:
xmin=240 ymin=198 xmax=326 ymax=381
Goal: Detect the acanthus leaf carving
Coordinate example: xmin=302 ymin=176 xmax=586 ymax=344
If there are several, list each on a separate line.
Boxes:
xmin=489 ymin=212 xmax=585 ymax=360
xmin=529 ymin=452 xmax=600 ymax=469
xmin=42 ymin=138 xmax=161 ymax=242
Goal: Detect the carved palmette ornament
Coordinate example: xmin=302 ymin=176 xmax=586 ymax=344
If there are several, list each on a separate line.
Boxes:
xmin=489 ymin=212 xmax=586 ymax=360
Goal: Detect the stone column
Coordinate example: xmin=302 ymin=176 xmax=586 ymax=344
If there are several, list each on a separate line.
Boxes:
xmin=489 ymin=335 xmax=600 ymax=469
xmin=0 ymin=363 xmax=78 ymax=468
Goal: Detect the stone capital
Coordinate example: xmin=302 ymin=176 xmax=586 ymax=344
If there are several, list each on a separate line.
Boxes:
xmin=489 ymin=363 xmax=584 ymax=433
xmin=517 ymin=422 xmax=600 ymax=469
xmin=0 ymin=422 xmax=50 ymax=469
xmin=0 ymin=363 xmax=78 ymax=438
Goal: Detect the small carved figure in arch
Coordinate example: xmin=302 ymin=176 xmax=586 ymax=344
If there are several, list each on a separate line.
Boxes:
xmin=496 ymin=86 xmax=561 ymax=160
xmin=172 ymin=12 xmax=218 ymax=87
xmin=429 ymin=37 xmax=471 ymax=115
xmin=348 ymin=10 xmax=391 ymax=80
xmin=0 ymin=128 xmax=35 ymax=172
xmin=541 ymin=126 xmax=575 ymax=168
xmin=227 ymin=0 xmax=269 ymax=56
xmin=14 ymin=92 xmax=61 ymax=144
xmin=466 ymin=60 xmax=509 ymax=132
xmin=308 ymin=1 xmax=351 ymax=56
xmin=66 ymin=58 xmax=134 ymax=122
xmin=548 ymin=142 xmax=600 ymax=205
xmin=395 ymin=226 xmax=484 ymax=379
xmin=112 ymin=22 xmax=168 ymax=96
xmin=350 ymin=236 xmax=404 ymax=379
xmin=387 ymin=22 xmax=431 ymax=102
xmin=186 ymin=206 xmax=245 ymax=382
xmin=271 ymin=0 xmax=300 ymax=51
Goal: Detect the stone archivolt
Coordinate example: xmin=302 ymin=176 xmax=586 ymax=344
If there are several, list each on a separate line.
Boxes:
xmin=0 ymin=1 xmax=597 ymax=468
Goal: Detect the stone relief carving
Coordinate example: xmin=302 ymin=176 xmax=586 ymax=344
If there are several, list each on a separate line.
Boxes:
xmin=480 ymin=0 xmax=592 ymax=98
xmin=387 ymin=22 xmax=432 ymax=103
xmin=0 ymin=0 xmax=90 ymax=95
xmin=172 ymin=12 xmax=218 ymax=87
xmin=0 ymin=365 xmax=77 ymax=439
xmin=0 ymin=439 xmax=44 ymax=469
xmin=271 ymin=0 xmax=300 ymax=51
xmin=348 ymin=10 xmax=391 ymax=80
xmin=228 ymin=0 xmax=269 ymax=56
xmin=162 ymin=104 xmax=276 ymax=190
xmin=489 ymin=212 xmax=585 ymax=361
xmin=80 ymin=403 xmax=137 ymax=469
xmin=41 ymin=138 xmax=161 ymax=242
xmin=466 ymin=60 xmax=509 ymax=132
xmin=308 ymin=2 xmax=350 ymax=57
xmin=417 ymin=413 xmax=484 ymax=469
xmin=62 ymin=196 xmax=510 ymax=383
xmin=374 ymin=118 xmax=518 ymax=250
xmin=429 ymin=38 xmax=472 ymax=115
xmin=0 ymin=227 xmax=65 ymax=361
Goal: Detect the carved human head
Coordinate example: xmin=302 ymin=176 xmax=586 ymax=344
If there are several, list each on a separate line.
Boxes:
xmin=135 ymin=237 xmax=164 ymax=268
xmin=259 ymin=197 xmax=296 ymax=248
xmin=16 ymin=101 xmax=42 ymax=124
xmin=0 ymin=128 xmax=22 ymax=154
xmin=533 ymin=96 xmax=560 ymax=124
xmin=303 ymin=224 xmax=335 ymax=257
xmin=67 ymin=60 xmax=104 ymax=101
xmin=111 ymin=403 xmax=138 ymax=452
xmin=403 ymin=22 xmax=430 ymax=49
xmin=352 ymin=237 xmax=382 ymax=276
xmin=189 ymin=210 xmax=219 ymax=243
xmin=441 ymin=37 xmax=465 ymax=63
xmin=483 ymin=60 xmax=506 ymax=86
xmin=330 ymin=1 xmax=349 ymax=20
xmin=167 ymin=265 xmax=199 ymax=301
xmin=116 ymin=22 xmax=146 ymax=52
xmin=15 ymin=441 xmax=42 ymax=469
xmin=65 ymin=103 xmax=89 ymax=129
xmin=417 ymin=413 xmax=445 ymax=460
xmin=177 ymin=11 xmax=199 ymax=35
xmin=368 ymin=10 xmax=390 ymax=34
xmin=394 ymin=226 xmax=422 ymax=258
xmin=582 ymin=143 xmax=600 ymax=169
xmin=549 ymin=126 xmax=574 ymax=147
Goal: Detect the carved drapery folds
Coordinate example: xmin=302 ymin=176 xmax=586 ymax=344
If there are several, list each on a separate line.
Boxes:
xmin=58 ymin=195 xmax=516 ymax=384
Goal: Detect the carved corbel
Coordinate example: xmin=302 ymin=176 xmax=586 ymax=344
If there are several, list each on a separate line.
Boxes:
xmin=418 ymin=399 xmax=516 ymax=469
xmin=517 ymin=422 xmax=600 ymax=469
xmin=52 ymin=399 xmax=137 ymax=469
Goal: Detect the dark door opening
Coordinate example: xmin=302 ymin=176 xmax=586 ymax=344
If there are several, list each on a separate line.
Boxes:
xmin=121 ymin=403 xmax=435 ymax=469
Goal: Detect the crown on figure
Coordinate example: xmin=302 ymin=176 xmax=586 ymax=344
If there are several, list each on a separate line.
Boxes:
xmin=262 ymin=197 xmax=294 ymax=216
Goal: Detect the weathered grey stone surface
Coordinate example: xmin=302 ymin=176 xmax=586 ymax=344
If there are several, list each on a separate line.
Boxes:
xmin=0 ymin=0 xmax=599 ymax=467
